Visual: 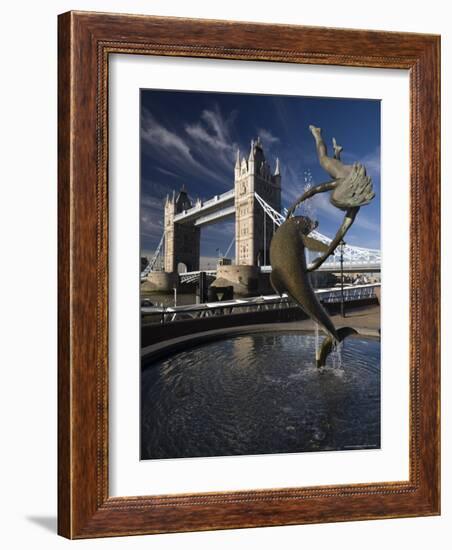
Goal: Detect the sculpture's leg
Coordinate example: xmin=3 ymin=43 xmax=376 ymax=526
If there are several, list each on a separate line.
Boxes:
xmin=307 ymin=207 xmax=359 ymax=272
xmin=309 ymin=125 xmax=352 ymax=179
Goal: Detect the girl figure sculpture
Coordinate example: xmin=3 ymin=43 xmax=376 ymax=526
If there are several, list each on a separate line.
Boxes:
xmin=287 ymin=125 xmax=375 ymax=272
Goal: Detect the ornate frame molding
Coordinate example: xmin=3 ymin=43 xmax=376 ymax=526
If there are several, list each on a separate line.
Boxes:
xmin=58 ymin=11 xmax=440 ymax=538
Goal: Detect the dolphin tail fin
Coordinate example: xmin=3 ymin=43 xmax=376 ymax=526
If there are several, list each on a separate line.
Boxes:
xmin=337 ymin=327 xmax=358 ymax=342
xmin=316 ymin=327 xmax=358 ymax=368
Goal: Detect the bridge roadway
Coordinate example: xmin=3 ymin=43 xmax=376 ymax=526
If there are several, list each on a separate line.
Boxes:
xmin=173 ymin=189 xmax=235 ymax=227
xmin=259 ymin=263 xmax=380 ymax=274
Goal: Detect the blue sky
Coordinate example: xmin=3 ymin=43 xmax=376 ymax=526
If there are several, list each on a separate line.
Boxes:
xmin=141 ymin=89 xmax=380 ymax=260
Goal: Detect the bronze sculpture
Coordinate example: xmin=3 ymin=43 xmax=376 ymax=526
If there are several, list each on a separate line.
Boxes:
xmin=269 ymin=126 xmax=375 ymax=367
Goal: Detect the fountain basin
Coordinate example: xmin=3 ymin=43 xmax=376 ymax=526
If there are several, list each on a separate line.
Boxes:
xmin=141 ymin=331 xmax=380 ymax=460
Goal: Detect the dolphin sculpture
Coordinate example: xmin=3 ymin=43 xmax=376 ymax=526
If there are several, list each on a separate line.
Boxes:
xmin=269 ymin=215 xmax=357 ymax=367
xmin=269 ymin=125 xmax=376 ymax=367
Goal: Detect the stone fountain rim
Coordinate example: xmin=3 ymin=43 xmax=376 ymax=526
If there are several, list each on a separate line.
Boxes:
xmin=141 ymin=323 xmax=380 ymax=369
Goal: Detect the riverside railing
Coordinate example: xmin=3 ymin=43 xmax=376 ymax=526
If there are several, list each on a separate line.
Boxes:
xmin=141 ymin=283 xmax=380 ymax=325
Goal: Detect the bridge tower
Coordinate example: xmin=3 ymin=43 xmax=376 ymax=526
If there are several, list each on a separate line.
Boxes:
xmin=164 ymin=187 xmax=200 ymax=273
xmin=234 ymin=137 xmax=281 ymax=266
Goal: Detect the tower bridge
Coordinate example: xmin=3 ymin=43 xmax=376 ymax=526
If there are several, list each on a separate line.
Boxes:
xmin=142 ymin=137 xmax=380 ymax=288
xmin=162 ymin=136 xmax=281 ymax=274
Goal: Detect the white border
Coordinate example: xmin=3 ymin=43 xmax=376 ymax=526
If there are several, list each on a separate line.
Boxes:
xmin=109 ymin=54 xmax=410 ymax=497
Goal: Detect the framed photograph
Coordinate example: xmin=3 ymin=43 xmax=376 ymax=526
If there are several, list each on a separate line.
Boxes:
xmin=58 ymin=11 xmax=440 ymax=538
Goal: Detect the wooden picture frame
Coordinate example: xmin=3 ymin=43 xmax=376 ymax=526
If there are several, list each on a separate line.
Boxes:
xmin=58 ymin=11 xmax=440 ymax=539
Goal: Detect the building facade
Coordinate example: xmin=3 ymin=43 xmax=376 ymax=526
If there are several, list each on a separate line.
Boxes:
xmin=234 ymin=137 xmax=281 ymax=266
xmin=163 ymin=187 xmax=200 ymax=273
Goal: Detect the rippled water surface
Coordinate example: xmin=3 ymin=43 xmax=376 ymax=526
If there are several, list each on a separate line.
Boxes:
xmin=141 ymin=333 xmax=380 ymax=459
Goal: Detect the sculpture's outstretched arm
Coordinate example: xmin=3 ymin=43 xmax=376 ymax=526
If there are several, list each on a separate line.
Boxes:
xmin=307 ymin=207 xmax=359 ymax=272
xmin=285 ymin=180 xmax=337 ymax=220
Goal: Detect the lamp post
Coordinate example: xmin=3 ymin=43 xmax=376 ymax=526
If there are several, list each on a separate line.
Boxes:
xmin=340 ymin=239 xmax=345 ymax=317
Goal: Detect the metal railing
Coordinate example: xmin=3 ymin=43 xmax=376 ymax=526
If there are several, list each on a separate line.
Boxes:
xmin=317 ymin=283 xmax=379 ymax=303
xmin=141 ymin=283 xmax=380 ymax=325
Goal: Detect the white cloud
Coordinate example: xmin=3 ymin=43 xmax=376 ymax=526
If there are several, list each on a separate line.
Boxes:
xmin=140 ymin=192 xmax=167 ymax=248
xmin=184 ymin=106 xmax=239 ymax=172
xmin=141 ymin=212 xmax=163 ymax=242
xmin=141 ymin=112 xmax=191 ymax=158
xmin=156 ymin=167 xmax=181 ymax=179
xmin=141 ymin=194 xmax=165 ymax=211
xmin=141 ymin=109 xmax=229 ymax=185
xmin=258 ymin=128 xmax=280 ymax=147
xmin=201 ymin=108 xmax=231 ymax=143
xmin=141 ymin=209 xmax=164 ymax=241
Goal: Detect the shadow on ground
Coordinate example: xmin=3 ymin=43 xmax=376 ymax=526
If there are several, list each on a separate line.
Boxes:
xmin=26 ymin=516 xmax=57 ymax=533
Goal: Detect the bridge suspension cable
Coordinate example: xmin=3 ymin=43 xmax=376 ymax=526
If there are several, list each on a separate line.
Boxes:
xmin=254 ymin=193 xmax=286 ymax=226
xmin=224 ymin=236 xmax=235 ymax=258
xmin=141 ymin=231 xmax=165 ymax=279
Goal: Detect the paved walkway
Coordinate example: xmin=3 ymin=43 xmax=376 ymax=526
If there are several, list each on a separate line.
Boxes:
xmin=291 ymin=304 xmax=380 ymax=336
